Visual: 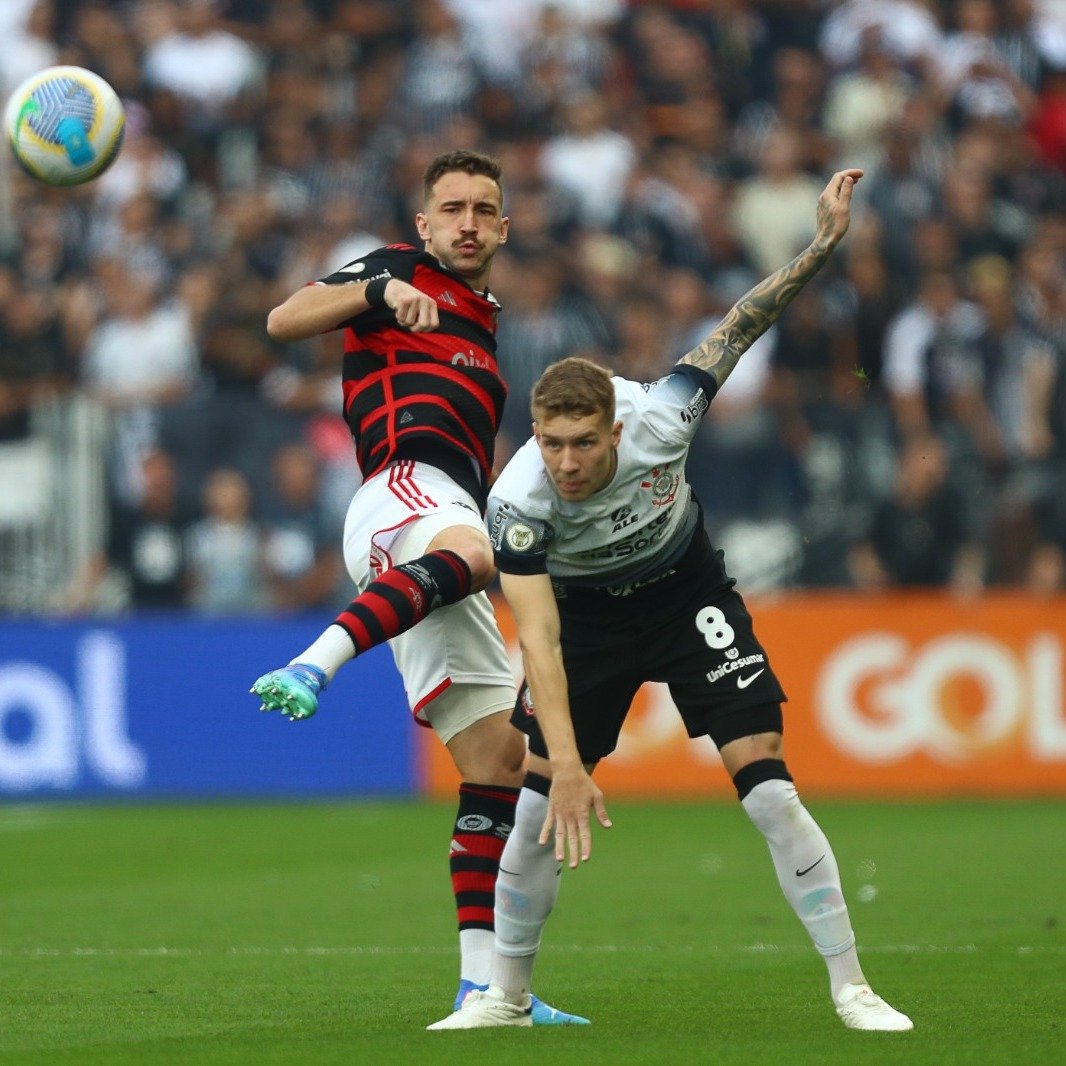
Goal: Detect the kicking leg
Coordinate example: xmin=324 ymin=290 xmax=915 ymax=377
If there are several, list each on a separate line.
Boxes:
xmin=253 ymin=524 xmax=493 ymax=718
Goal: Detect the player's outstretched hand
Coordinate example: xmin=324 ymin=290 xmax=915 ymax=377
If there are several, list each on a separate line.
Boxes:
xmin=383 ymin=278 xmax=440 ymax=332
xmin=814 ymin=168 xmax=864 ymax=249
xmin=539 ymin=766 xmax=612 ymax=869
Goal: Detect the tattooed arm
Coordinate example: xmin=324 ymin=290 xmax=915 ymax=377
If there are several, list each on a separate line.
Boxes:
xmin=678 ymin=168 xmax=863 ymax=390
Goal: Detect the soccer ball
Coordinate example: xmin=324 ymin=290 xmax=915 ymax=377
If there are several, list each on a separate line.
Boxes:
xmin=4 ymin=66 xmax=125 ymax=187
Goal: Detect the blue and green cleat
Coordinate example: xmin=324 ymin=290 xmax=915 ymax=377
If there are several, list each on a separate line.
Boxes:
xmin=454 ymin=980 xmax=590 ymax=1026
xmin=251 ymin=662 xmax=327 ymax=721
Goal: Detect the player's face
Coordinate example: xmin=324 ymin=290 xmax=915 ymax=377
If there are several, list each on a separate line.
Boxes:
xmin=416 ymin=172 xmax=509 ymax=287
xmin=534 ymin=411 xmax=622 ymax=501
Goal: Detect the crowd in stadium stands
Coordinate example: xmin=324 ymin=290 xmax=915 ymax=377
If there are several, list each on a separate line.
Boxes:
xmin=0 ymin=0 xmax=1064 ymax=611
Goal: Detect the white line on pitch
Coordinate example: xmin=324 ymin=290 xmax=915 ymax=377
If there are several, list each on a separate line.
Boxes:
xmin=0 ymin=944 xmax=1061 ymax=958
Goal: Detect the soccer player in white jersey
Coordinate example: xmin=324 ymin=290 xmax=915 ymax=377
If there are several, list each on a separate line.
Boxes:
xmin=429 ymin=168 xmax=914 ymax=1033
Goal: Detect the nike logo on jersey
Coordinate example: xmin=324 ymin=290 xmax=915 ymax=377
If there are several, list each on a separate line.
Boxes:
xmin=796 ymin=854 xmax=825 ymax=877
xmin=736 ymin=669 xmax=765 ymax=689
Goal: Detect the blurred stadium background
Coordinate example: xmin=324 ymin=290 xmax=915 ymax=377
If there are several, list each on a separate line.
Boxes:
xmin=1 ymin=2 xmax=1064 ymax=1060
xmin=1 ymin=0 xmax=1064 ymax=798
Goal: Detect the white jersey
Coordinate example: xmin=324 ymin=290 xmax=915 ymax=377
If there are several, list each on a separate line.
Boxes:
xmin=488 ymin=369 xmax=713 ymax=586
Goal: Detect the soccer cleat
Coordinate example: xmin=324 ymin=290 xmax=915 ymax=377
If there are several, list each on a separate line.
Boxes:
xmin=530 ymin=993 xmax=590 ymax=1026
xmin=834 ymin=983 xmax=914 ymax=1031
xmin=428 ymin=987 xmax=532 ymax=1030
xmin=452 ymin=978 xmax=486 ymax=1012
xmin=250 ymin=663 xmax=327 ymax=721
xmin=453 ymin=979 xmax=590 ymax=1026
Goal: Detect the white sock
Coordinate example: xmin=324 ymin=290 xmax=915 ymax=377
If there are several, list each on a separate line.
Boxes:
xmin=459 ymin=928 xmax=493 ymax=986
xmin=740 ymin=778 xmax=866 ymax=998
xmin=291 ymin=624 xmax=356 ymax=681
xmin=491 ymin=787 xmax=561 ymax=997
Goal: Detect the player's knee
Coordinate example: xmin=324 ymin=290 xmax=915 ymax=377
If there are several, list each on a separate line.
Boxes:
xmin=450 ymin=720 xmax=525 ymax=785
xmin=428 ymin=527 xmax=495 ymax=590
xmin=459 ymin=537 xmax=496 ymax=590
xmin=732 ymin=757 xmax=794 ymax=803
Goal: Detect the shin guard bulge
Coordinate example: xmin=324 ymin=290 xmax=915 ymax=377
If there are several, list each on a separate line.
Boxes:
xmin=736 ymin=762 xmax=855 ymax=958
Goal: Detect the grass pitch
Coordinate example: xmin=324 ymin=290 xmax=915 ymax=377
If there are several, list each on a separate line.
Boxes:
xmin=1 ymin=798 xmax=1062 ymax=1064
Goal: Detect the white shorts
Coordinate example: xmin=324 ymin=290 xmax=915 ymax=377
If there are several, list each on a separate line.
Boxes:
xmin=342 ymin=460 xmax=516 ymax=742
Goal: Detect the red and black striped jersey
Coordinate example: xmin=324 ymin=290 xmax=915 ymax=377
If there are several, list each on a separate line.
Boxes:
xmin=319 ymin=244 xmax=505 ymax=511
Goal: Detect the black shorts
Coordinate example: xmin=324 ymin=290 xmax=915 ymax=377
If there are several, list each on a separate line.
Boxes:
xmin=511 ymin=527 xmax=787 ymax=762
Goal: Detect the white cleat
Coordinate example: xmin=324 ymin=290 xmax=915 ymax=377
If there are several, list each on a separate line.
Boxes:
xmin=428 ymin=987 xmax=533 ymax=1030
xmin=835 ymin=983 xmax=914 ymax=1031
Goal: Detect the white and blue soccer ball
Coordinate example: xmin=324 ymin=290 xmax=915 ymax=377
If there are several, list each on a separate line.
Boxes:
xmin=4 ymin=66 xmax=125 ymax=186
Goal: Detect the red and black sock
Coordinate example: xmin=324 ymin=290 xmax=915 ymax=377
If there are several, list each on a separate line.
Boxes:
xmin=450 ymin=782 xmax=520 ymax=932
xmin=334 ymin=550 xmax=471 ymax=655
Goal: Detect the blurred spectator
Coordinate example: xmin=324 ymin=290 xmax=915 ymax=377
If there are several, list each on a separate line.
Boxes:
xmin=62 ymin=448 xmax=190 ymax=613
xmin=142 ymin=0 xmax=263 ymax=129
xmin=68 ymin=1 xmax=142 ymax=98
xmin=0 ymin=0 xmax=58 ymax=97
xmin=848 ymin=430 xmax=986 ymax=594
xmin=882 ymin=267 xmax=983 ymax=441
xmin=823 ymin=30 xmax=914 ymax=174
xmin=185 ymin=467 xmax=264 ymax=613
xmin=934 ymin=0 xmax=1036 ymax=128
xmin=521 ymin=1 xmax=612 ymax=113
xmin=0 ymin=275 xmax=70 ymax=443
xmin=615 ymin=142 xmax=714 ymax=273
xmin=945 ymin=254 xmax=1058 ymax=581
xmin=819 ymin=0 xmax=943 ymax=72
xmin=860 ymin=115 xmax=942 ymax=278
xmin=940 ymin=151 xmax=1023 ymax=266
xmin=612 ymin=292 xmax=671 ymax=382
xmin=731 ymin=128 xmax=825 ymax=276
xmin=400 ymin=0 xmax=481 ymax=134
xmin=539 ymin=90 xmax=636 ymax=229
xmin=494 ymin=252 xmax=604 ymax=446
xmin=78 ymin=261 xmax=200 ymax=504
xmin=733 ymin=47 xmax=832 ymax=174
xmin=261 ymin=443 xmax=343 ymax=611
xmin=441 ymin=0 xmax=547 ymax=86
xmin=828 ymin=242 xmax=906 ymax=387
xmin=95 ymin=103 xmax=190 ymax=211
xmin=1030 ymin=67 xmax=1066 ymax=172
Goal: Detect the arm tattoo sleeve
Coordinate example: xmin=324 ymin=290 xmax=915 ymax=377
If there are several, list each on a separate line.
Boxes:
xmin=678 ymin=236 xmax=835 ymax=390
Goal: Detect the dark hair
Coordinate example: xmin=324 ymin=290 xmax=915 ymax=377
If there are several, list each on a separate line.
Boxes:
xmin=422 ymin=149 xmax=503 ymax=203
xmin=531 ymin=357 xmax=615 ymax=423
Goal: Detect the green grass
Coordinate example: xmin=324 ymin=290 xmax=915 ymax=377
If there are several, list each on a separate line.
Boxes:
xmin=1 ymin=799 xmax=1062 ymax=1064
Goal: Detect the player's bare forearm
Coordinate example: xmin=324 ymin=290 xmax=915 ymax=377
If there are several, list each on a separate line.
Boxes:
xmin=678 ymin=168 xmax=863 ymax=391
xmin=266 ymin=282 xmax=372 ymax=341
xmin=501 ymin=570 xmax=612 ymax=864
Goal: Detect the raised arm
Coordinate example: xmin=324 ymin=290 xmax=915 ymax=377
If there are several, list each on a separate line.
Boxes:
xmin=266 ymin=278 xmax=441 ymax=342
xmin=500 ymin=570 xmax=611 ymax=866
xmin=678 ymin=167 xmax=863 ymax=391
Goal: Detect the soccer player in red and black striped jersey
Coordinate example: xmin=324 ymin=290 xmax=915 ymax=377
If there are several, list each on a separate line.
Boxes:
xmin=251 ymin=150 xmax=585 ymax=1025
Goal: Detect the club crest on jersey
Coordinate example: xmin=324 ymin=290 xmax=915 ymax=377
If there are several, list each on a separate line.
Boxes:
xmin=505 ymin=522 xmax=536 ymax=552
xmin=640 ymin=467 xmax=680 ymax=507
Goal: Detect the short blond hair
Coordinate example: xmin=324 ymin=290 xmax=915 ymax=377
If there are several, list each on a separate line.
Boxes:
xmin=531 ymin=357 xmax=615 ymax=423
